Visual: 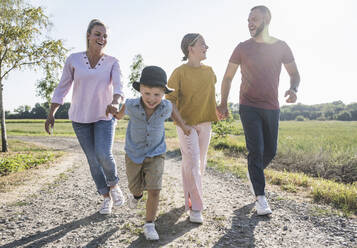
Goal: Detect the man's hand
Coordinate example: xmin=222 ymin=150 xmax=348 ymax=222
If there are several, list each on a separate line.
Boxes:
xmin=216 ymin=104 xmax=229 ymax=120
xmin=284 ymin=89 xmax=297 ymax=103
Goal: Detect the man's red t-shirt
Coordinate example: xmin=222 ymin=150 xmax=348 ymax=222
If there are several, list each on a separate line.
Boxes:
xmin=229 ymin=38 xmax=295 ymax=110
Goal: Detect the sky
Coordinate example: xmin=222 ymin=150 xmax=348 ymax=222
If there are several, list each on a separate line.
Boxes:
xmin=3 ymin=0 xmax=357 ymax=111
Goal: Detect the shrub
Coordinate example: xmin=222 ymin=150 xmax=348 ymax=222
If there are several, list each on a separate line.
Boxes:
xmin=295 ymin=115 xmax=305 ymax=121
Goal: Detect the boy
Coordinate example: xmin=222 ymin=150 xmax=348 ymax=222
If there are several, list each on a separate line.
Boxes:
xmin=107 ymin=66 xmax=190 ymax=240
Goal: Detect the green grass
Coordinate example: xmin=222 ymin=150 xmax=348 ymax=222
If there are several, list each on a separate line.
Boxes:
xmin=0 ymin=139 xmax=64 ymax=176
xmin=5 ymin=119 xmax=178 ymax=140
xmin=265 ymin=169 xmax=357 ymax=215
xmin=212 ymin=120 xmax=357 ymax=183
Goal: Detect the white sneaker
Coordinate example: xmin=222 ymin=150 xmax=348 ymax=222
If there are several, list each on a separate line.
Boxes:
xmin=128 ymin=194 xmax=141 ymax=209
xmin=99 ymin=197 xmax=113 ymax=215
xmin=256 ymin=195 xmax=272 ymax=215
xmin=246 ymin=171 xmax=255 ymax=195
xmin=110 ymin=185 xmax=125 ymax=207
xmin=143 ymin=223 xmax=159 ymax=240
xmin=189 ymin=210 xmax=203 ymax=224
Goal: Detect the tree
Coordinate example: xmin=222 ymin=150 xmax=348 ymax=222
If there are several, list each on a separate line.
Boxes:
xmin=336 ymin=111 xmax=352 ymax=121
xmin=128 ymin=54 xmax=144 ymax=97
xmin=0 ymin=0 xmax=67 ymax=151
xmin=30 ymin=103 xmax=47 ymax=119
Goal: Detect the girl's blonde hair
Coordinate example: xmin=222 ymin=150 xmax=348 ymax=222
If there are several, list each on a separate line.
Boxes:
xmin=181 ymin=33 xmax=201 ymax=61
xmin=86 ymin=19 xmax=106 ymax=50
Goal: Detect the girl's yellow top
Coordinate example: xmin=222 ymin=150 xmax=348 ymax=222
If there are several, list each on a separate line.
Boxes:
xmin=166 ymin=64 xmax=218 ymax=126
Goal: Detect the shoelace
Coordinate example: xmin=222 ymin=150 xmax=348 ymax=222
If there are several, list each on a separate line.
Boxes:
xmin=258 ymin=199 xmax=268 ymax=209
xmin=102 ymin=198 xmax=111 ymax=208
xmin=111 ymin=188 xmax=122 ymax=199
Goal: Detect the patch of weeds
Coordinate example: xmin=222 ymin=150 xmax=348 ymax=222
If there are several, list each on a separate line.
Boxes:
xmin=11 ymin=201 xmax=28 ymax=207
xmin=123 ymin=222 xmax=142 ymax=235
xmin=212 ymin=215 xmax=227 ymax=221
xmin=275 ymin=196 xmax=285 ymax=201
xmin=54 ymin=172 xmax=68 ymax=183
xmin=266 ymin=169 xmax=357 ymax=215
xmin=281 ymin=184 xmax=298 ymax=193
xmin=310 ymin=206 xmax=335 ymax=217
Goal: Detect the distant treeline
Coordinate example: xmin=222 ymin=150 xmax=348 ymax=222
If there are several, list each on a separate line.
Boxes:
xmin=227 ymin=101 xmax=357 ymax=121
xmin=6 ymin=100 xmax=357 ymax=121
xmin=6 ymin=103 xmax=70 ymax=119
xmin=280 ymin=101 xmax=357 ymax=121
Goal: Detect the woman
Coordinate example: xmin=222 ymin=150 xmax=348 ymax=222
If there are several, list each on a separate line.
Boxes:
xmin=45 ymin=19 xmax=124 ymax=215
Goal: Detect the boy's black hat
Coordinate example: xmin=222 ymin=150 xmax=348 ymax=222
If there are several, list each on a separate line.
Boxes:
xmin=133 ymin=66 xmax=174 ymax=94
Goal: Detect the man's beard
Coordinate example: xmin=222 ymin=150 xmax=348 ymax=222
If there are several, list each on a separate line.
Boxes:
xmin=253 ymin=22 xmax=265 ymax=37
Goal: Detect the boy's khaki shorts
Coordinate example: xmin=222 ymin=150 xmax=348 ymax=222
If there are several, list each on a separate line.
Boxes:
xmin=125 ymin=154 xmax=165 ymax=196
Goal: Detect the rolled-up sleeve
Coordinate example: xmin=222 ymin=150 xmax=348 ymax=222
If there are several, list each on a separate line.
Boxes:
xmin=111 ymin=60 xmax=124 ymax=97
xmin=166 ymin=68 xmax=179 ymax=104
xmin=51 ymin=55 xmax=74 ymax=105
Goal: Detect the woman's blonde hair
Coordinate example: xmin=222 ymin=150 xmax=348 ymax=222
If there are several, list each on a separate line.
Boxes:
xmin=86 ymin=19 xmax=106 ymax=50
xmin=180 ymin=33 xmax=201 ymax=61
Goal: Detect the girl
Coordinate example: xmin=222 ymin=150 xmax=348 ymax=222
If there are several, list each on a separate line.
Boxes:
xmin=166 ymin=33 xmax=218 ymax=223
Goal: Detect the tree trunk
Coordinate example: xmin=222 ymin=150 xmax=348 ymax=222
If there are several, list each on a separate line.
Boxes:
xmin=0 ymin=79 xmax=8 ymax=152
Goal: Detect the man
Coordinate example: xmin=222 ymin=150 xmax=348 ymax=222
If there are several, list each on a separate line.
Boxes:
xmin=217 ymin=5 xmax=300 ymax=215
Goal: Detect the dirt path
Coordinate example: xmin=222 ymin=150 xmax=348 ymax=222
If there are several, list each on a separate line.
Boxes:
xmin=0 ymin=136 xmax=356 ymax=248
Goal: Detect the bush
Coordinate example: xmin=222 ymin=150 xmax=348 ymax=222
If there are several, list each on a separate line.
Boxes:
xmin=336 ymin=111 xmax=352 ymax=121
xmin=295 ymin=115 xmax=305 ymax=121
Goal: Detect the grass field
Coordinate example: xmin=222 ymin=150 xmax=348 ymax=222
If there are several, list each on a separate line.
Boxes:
xmin=213 ymin=120 xmax=357 ymax=183
xmin=5 ymin=119 xmax=178 ymax=140
xmin=2 ymin=119 xmax=357 ymax=214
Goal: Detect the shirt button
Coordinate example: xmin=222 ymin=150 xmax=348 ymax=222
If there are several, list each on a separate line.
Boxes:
xmin=147 ymin=133 xmax=149 ymax=136
xmin=86 ymin=62 xmax=88 ymax=64
xmin=146 ymin=144 xmax=148 ymax=147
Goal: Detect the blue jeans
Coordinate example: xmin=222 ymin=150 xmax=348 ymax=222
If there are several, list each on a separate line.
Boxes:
xmin=72 ymin=118 xmax=118 ymax=195
xmin=239 ymin=104 xmax=280 ymax=196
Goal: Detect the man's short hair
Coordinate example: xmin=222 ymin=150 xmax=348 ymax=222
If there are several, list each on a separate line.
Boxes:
xmin=251 ymin=5 xmax=271 ymax=24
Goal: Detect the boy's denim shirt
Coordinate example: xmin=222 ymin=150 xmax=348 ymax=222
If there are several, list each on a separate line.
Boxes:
xmin=124 ymin=97 xmax=173 ymax=164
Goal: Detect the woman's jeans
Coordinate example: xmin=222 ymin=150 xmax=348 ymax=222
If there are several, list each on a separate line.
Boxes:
xmin=72 ymin=118 xmax=119 ymax=195
xmin=239 ymin=104 xmax=280 ymax=196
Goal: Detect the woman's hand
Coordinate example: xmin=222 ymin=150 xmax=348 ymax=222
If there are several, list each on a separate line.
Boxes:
xmin=45 ymin=114 xmax=55 ymax=135
xmin=106 ymin=103 xmax=119 ymax=117
xmin=45 ymin=103 xmax=60 ymax=135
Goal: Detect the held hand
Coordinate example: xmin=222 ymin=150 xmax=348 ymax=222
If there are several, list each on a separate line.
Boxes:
xmin=182 ymin=124 xmax=192 ymax=136
xmin=106 ymin=104 xmax=119 ymax=117
xmin=284 ymin=89 xmax=297 ymax=103
xmin=45 ymin=115 xmax=55 ymax=135
xmin=118 ymin=95 xmax=124 ymax=104
xmin=216 ymin=104 xmax=229 ymax=120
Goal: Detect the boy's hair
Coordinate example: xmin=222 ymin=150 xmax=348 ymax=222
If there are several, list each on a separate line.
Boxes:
xmin=181 ymin=33 xmax=201 ymax=61
xmin=251 ymin=5 xmax=271 ymax=24
xmin=139 ymin=84 xmax=165 ymax=92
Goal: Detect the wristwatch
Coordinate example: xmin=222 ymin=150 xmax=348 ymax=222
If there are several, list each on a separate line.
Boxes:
xmin=290 ymin=87 xmax=298 ymax=93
